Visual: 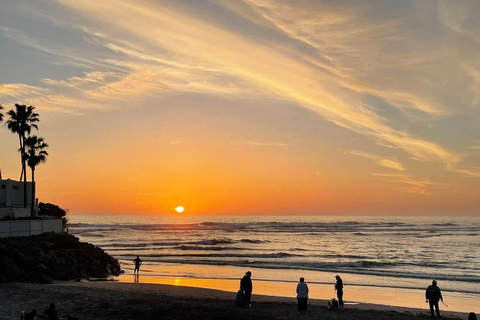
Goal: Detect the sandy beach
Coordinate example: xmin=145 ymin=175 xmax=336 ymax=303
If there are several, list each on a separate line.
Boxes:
xmin=0 ymin=281 xmax=469 ymax=320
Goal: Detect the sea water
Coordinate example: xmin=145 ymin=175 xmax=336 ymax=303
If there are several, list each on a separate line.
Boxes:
xmin=68 ymin=215 xmax=480 ymax=313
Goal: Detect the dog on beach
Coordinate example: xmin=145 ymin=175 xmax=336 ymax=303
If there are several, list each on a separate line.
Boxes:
xmin=328 ymin=298 xmax=339 ymax=310
xmin=20 ymin=309 xmax=37 ymax=320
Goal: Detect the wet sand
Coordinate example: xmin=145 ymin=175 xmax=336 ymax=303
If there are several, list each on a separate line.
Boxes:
xmin=0 ymin=281 xmax=469 ymax=320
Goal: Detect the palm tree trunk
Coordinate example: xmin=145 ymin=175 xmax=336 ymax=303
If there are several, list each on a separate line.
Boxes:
xmin=18 ymin=134 xmax=23 ymax=181
xmin=31 ymin=168 xmax=36 ymax=217
xmin=22 ymin=135 xmax=28 ymax=208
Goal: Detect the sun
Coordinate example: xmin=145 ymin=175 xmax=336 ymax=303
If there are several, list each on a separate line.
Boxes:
xmin=175 ymin=206 xmax=184 ymax=213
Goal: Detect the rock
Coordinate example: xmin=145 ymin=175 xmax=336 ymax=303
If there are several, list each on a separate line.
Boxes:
xmin=16 ymin=251 xmax=37 ymax=269
xmin=0 ymin=233 xmax=121 ymax=283
xmin=34 ymin=263 xmax=52 ymax=276
xmin=0 ymin=255 xmax=19 ymax=281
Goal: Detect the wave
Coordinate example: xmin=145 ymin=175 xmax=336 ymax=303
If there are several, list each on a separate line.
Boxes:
xmin=116 ymin=252 xmax=298 ymax=259
xmin=78 ymin=233 xmax=106 ymax=238
xmin=185 ymin=239 xmax=233 ymax=245
xmin=70 ymin=220 xmax=478 ymax=236
xmin=240 ymin=239 xmax=269 ymax=244
xmin=175 ymin=245 xmax=234 ymax=251
xmin=103 ymin=243 xmax=150 ymax=248
xmin=114 ymin=255 xmax=480 ymax=284
xmin=69 ymin=215 xmax=480 ymax=290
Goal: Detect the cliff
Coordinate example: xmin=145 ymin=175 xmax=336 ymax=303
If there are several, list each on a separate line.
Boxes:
xmin=0 ymin=233 xmax=122 ymax=283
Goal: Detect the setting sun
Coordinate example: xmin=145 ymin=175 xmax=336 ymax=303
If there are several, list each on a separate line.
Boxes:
xmin=175 ymin=206 xmax=184 ymax=213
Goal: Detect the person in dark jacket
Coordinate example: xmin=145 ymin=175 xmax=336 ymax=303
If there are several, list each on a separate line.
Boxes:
xmin=44 ymin=303 xmax=58 ymax=320
xmin=335 ymin=275 xmax=344 ymax=308
xmin=425 ymin=280 xmax=443 ymax=317
xmin=240 ymin=271 xmax=253 ymax=306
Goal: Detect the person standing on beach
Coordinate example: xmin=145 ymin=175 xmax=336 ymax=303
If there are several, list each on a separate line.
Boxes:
xmin=133 ymin=256 xmax=142 ymax=275
xmin=335 ymin=275 xmax=344 ymax=308
xmin=296 ymin=277 xmax=309 ymax=312
xmin=425 ymin=280 xmax=443 ymax=317
xmin=240 ymin=271 xmax=253 ymax=306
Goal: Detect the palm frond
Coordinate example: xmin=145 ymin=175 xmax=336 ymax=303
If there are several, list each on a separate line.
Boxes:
xmin=24 ymin=135 xmax=49 ymax=169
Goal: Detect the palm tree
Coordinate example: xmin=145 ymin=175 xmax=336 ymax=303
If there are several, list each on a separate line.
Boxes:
xmin=0 ymin=104 xmax=4 ymax=122
xmin=6 ymin=104 xmax=39 ymax=208
xmin=24 ymin=136 xmax=48 ymax=217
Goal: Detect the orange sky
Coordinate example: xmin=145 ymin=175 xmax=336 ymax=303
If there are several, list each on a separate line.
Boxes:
xmin=1 ymin=1 xmax=480 ymax=215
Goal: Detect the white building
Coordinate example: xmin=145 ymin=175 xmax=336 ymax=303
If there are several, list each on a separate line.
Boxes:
xmin=0 ymin=178 xmax=62 ymax=238
xmin=0 ymin=178 xmax=37 ymax=219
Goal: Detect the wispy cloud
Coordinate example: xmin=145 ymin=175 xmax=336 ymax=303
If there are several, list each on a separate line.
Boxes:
xmin=349 ymin=150 xmax=405 ymax=171
xmin=0 ymin=84 xmax=46 ymax=99
xmin=373 ymin=173 xmax=444 ymax=195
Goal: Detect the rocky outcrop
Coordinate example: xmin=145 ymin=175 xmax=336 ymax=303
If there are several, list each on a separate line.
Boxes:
xmin=0 ymin=233 xmax=122 ymax=283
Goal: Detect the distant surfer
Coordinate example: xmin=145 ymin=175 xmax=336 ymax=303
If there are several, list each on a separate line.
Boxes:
xmin=133 ymin=256 xmax=142 ymax=275
xmin=425 ymin=280 xmax=443 ymax=317
xmin=335 ymin=275 xmax=344 ymax=308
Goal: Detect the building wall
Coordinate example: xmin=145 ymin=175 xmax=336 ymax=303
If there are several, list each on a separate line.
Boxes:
xmin=0 ymin=179 xmax=38 ymax=218
xmin=0 ymin=218 xmax=62 ymax=238
xmin=0 ymin=207 xmax=30 ymax=219
xmin=0 ymin=179 xmax=33 ymax=206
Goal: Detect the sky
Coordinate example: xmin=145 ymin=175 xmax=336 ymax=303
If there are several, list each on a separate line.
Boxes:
xmin=1 ymin=0 xmax=480 ymax=216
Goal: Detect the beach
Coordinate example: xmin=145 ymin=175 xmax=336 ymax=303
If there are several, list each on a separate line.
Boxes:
xmin=0 ymin=281 xmax=469 ymax=320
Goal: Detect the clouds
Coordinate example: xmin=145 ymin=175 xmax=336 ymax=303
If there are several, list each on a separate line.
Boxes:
xmin=373 ymin=173 xmax=442 ymax=195
xmin=349 ymin=150 xmax=405 ymax=171
xmin=0 ymin=84 xmax=46 ymax=99
xmin=1 ymin=0 xmax=480 ymax=203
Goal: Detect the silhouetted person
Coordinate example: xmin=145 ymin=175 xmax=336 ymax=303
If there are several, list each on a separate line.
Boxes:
xmin=469 ymin=313 xmax=477 ymax=320
xmin=296 ymin=277 xmax=309 ymax=312
xmin=44 ymin=303 xmax=58 ymax=320
xmin=133 ymin=256 xmax=142 ymax=275
xmin=335 ymin=275 xmax=344 ymax=308
xmin=426 ymin=280 xmax=443 ymax=317
xmin=240 ymin=271 xmax=253 ymax=306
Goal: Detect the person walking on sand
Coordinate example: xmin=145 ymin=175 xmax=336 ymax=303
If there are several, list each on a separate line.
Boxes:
xmin=133 ymin=256 xmax=142 ymax=275
xmin=426 ymin=280 xmax=443 ymax=317
xmin=240 ymin=271 xmax=253 ymax=306
xmin=296 ymin=277 xmax=309 ymax=312
xmin=335 ymin=275 xmax=344 ymax=308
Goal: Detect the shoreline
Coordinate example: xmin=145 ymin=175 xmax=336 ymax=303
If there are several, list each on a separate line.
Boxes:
xmin=0 ymin=281 xmax=470 ymax=320
xmin=116 ymin=273 xmax=480 ymax=314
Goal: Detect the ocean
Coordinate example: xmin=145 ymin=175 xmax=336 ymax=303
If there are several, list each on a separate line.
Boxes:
xmin=68 ymin=215 xmax=480 ymax=313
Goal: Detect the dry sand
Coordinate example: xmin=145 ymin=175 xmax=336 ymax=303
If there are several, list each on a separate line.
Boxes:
xmin=0 ymin=281 xmax=469 ymax=320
